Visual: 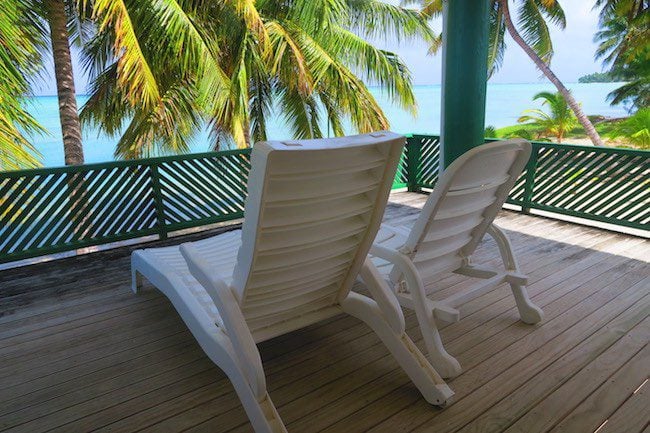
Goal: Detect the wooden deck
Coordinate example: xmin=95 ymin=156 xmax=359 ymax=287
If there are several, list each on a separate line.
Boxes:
xmin=1 ymin=191 xmax=648 ymax=433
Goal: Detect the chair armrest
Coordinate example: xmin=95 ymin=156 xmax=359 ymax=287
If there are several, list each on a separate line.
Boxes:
xmin=485 ymin=224 xmax=519 ymax=271
xmin=358 ymin=258 xmax=405 ymax=333
xmin=180 ymin=243 xmax=266 ymax=400
xmin=370 ymin=243 xmax=425 ymax=296
xmin=370 ymin=243 xmax=459 ymax=323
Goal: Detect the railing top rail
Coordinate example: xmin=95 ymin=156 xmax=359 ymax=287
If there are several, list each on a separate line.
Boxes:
xmin=3 ymin=134 xmax=648 ymax=178
xmin=408 ymin=133 xmax=649 ymax=157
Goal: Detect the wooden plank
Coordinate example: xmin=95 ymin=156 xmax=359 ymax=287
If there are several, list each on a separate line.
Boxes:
xmin=0 ymin=300 xmax=178 ymax=370
xmin=463 ymin=318 xmax=649 ymax=432
xmin=0 ymin=332 xmax=194 ymax=410
xmin=1 ymin=358 xmax=217 ymax=432
xmin=597 ymin=378 xmax=649 ymax=433
xmin=315 ymin=268 xmax=647 ymax=433
xmin=0 ymin=292 xmax=165 ymax=348
xmin=0 ymin=314 xmax=186 ymax=389
xmin=550 ymin=345 xmax=650 ymax=433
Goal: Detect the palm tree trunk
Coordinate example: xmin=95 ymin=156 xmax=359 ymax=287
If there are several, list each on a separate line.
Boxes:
xmin=499 ymin=0 xmax=605 ymax=147
xmin=243 ymin=122 xmax=252 ymax=148
xmin=47 ymin=0 xmax=85 ymax=164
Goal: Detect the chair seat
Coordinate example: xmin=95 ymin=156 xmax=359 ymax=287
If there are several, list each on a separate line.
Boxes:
xmin=135 ymin=229 xmax=242 ymax=325
xmin=134 ymin=228 xmax=343 ymax=342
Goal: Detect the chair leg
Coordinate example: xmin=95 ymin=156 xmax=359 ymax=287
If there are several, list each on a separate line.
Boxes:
xmin=131 ymin=268 xmax=143 ymax=294
xmin=413 ymin=305 xmax=462 ymax=379
xmin=200 ymin=331 xmax=288 ymax=433
xmin=227 ymin=370 xmax=287 ymax=433
xmin=341 ymin=292 xmax=454 ymax=406
xmin=487 ymin=224 xmax=543 ymax=325
xmin=510 ymin=283 xmax=543 ymax=324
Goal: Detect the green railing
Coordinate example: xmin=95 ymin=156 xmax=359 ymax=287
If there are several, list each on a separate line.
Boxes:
xmin=1 ymin=135 xmax=648 ymax=264
xmin=405 ymin=134 xmax=649 ymax=231
xmin=1 ymin=149 xmax=251 ymax=263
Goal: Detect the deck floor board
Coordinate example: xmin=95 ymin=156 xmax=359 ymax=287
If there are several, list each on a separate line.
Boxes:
xmin=0 ymin=192 xmax=648 ymax=433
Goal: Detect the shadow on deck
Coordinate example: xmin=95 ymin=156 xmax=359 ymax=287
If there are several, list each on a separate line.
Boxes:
xmin=0 ymin=192 xmax=648 ymax=433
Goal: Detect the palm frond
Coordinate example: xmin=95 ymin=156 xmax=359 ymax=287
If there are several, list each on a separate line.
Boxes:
xmin=278 ymin=86 xmax=323 ymax=140
xmin=92 ymin=0 xmax=161 ymax=109
xmin=115 ymin=83 xmax=201 ymax=158
xmin=0 ymin=0 xmax=44 ymax=170
xmin=488 ymin=2 xmax=507 ymax=76
xmin=517 ymin=0 xmax=555 ymax=64
xmin=325 ymin=28 xmax=416 ymax=113
xmin=347 ymin=0 xmax=437 ymax=45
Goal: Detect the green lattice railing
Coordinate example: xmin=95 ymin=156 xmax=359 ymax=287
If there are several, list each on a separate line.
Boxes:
xmin=0 ymin=150 xmax=251 ymax=263
xmin=1 ymin=135 xmax=648 ymax=264
xmin=405 ymin=134 xmax=649 ymax=231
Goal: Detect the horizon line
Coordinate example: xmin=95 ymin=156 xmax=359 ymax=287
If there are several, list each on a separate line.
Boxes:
xmin=32 ymin=81 xmax=619 ymax=98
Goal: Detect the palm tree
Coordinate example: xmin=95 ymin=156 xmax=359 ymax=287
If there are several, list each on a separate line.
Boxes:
xmin=0 ymin=0 xmax=44 ymax=170
xmin=517 ymin=91 xmax=578 ymax=143
xmin=81 ymin=0 xmax=436 ymax=158
xmin=414 ymin=0 xmax=606 ymax=147
xmin=594 ymin=0 xmax=649 ymax=110
xmin=43 ymin=0 xmax=86 ymax=165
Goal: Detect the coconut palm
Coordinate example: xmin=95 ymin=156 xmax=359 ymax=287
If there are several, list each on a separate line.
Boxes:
xmin=81 ymin=0 xmax=436 ymax=158
xmin=517 ymin=91 xmax=578 ymax=143
xmin=43 ymin=0 xmax=87 ymax=165
xmin=0 ymin=0 xmax=44 ymax=170
xmin=412 ymin=0 xmax=606 ymax=147
xmin=594 ymin=0 xmax=649 ymax=110
xmin=20 ymin=0 xmax=93 ymax=165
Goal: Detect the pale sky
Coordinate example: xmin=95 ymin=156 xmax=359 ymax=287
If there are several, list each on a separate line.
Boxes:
xmin=34 ymin=1 xmax=605 ymax=95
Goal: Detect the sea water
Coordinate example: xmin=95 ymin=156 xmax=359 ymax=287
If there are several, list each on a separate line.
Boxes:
xmin=25 ymin=82 xmax=628 ymax=167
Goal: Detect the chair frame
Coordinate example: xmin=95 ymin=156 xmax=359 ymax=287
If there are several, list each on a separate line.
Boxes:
xmin=371 ymin=140 xmax=543 ymax=378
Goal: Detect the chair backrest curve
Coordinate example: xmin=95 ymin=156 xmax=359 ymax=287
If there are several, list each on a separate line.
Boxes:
xmin=393 ymin=139 xmax=531 ymax=281
xmin=232 ymin=132 xmax=404 ymax=329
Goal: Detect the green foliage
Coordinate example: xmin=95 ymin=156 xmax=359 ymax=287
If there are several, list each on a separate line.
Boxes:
xmin=484 ymin=125 xmax=497 ymax=138
xmin=609 ymin=108 xmax=650 ymax=148
xmin=594 ymin=0 xmax=649 ymax=110
xmin=409 ymin=0 xmax=566 ymax=77
xmin=81 ymin=0 xmax=436 ymax=158
xmin=578 ymin=72 xmax=617 ymax=83
xmin=0 ymin=0 xmax=45 ymax=170
xmin=517 ymin=91 xmax=578 ymax=142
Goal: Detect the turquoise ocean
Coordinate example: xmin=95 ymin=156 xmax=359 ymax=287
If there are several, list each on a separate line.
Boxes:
xmin=26 ymin=82 xmax=628 ymax=168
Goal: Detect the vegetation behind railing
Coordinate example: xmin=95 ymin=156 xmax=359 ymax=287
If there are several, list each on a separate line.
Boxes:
xmin=1 ymin=135 xmax=648 ymax=264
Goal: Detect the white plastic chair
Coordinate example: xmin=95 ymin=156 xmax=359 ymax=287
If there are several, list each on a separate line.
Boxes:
xmin=370 ymin=139 xmax=544 ymax=379
xmin=131 ymin=132 xmax=453 ymax=433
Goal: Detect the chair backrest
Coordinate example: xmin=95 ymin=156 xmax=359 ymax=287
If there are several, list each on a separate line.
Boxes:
xmin=393 ymin=139 xmax=531 ymax=280
xmin=232 ymin=132 xmax=404 ymax=330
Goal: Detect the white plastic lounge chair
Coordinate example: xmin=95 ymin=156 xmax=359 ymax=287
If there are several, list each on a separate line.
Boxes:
xmin=131 ymin=132 xmax=454 ymax=433
xmin=370 ymin=139 xmax=544 ymax=379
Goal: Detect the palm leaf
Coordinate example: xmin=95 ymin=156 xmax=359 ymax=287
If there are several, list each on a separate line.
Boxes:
xmin=92 ymin=0 xmax=161 ymax=109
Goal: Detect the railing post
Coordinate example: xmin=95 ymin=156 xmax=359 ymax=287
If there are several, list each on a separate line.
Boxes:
xmin=406 ymin=136 xmax=422 ymax=193
xmin=521 ymin=147 xmax=539 ymax=214
xmin=150 ymin=164 xmax=168 ymax=239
